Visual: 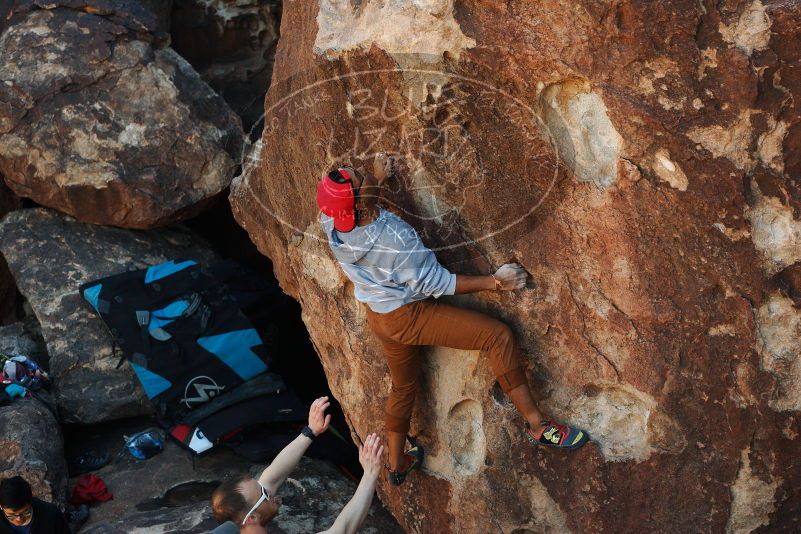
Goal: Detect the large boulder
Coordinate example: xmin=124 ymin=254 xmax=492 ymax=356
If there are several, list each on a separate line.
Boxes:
xmin=9 ymin=0 xmax=173 ymax=39
xmin=0 ymin=4 xmax=243 ymax=229
xmin=0 ymin=208 xmax=218 ymax=423
xmin=171 ymin=0 xmax=282 ymax=136
xmin=0 ymin=321 xmax=66 ymax=506
xmin=0 ymin=395 xmax=67 ymax=507
xmin=230 ymin=0 xmax=801 ymax=532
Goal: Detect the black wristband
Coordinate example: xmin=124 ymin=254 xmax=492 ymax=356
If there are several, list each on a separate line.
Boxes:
xmin=301 ymin=425 xmax=316 ymax=440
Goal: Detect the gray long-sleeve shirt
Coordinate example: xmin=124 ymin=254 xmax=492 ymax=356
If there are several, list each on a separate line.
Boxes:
xmin=320 ymin=208 xmax=457 ymax=313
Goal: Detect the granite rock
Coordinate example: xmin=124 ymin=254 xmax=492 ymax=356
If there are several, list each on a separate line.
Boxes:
xmin=0 ymin=5 xmax=243 ymax=229
xmin=230 ymin=0 xmax=801 ymax=532
xmin=0 ymin=394 xmax=67 ymax=507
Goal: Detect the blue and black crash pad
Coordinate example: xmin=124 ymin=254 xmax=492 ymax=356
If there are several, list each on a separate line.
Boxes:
xmin=79 ymin=259 xmax=306 ymax=454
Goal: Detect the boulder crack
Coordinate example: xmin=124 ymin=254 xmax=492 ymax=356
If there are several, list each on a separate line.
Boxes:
xmin=566 ymin=275 xmax=622 ymax=381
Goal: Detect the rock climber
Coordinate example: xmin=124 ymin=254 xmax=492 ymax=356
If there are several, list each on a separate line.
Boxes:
xmin=207 ymin=396 xmax=385 ymax=534
xmin=316 ymin=154 xmax=589 ymax=486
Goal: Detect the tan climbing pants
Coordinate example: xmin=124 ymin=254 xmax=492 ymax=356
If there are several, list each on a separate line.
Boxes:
xmin=365 ymin=298 xmax=528 ymax=434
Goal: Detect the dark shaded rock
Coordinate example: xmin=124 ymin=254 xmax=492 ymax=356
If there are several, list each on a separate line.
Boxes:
xmin=0 ymin=178 xmax=23 ymax=324
xmin=70 ymin=416 xmax=400 ymax=533
xmin=0 ymin=394 xmax=67 ymax=507
xmin=10 ymin=0 xmax=172 ymax=41
xmin=0 ymin=208 xmax=218 ymax=423
xmin=69 ymin=417 xmax=246 ymax=532
xmin=770 ymin=262 xmax=801 ymax=306
xmin=0 ymin=175 xmax=21 ymax=219
xmin=0 ymin=7 xmax=244 ymax=229
xmin=0 ymin=252 xmax=21 ymax=325
xmin=80 ymin=500 xmax=219 ymax=534
xmin=0 ymin=319 xmax=43 ymax=358
xmin=0 ymin=0 xmax=11 ymax=35
xmin=171 ymin=0 xmax=281 ymax=135
xmin=78 ymin=431 xmax=402 ymax=534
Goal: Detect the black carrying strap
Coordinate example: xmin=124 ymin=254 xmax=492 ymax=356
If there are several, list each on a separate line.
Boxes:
xmin=135 ymin=293 xmax=204 ymax=345
xmin=136 ymin=310 xmax=152 ymax=354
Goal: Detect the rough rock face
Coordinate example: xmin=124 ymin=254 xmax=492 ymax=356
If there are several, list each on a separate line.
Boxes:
xmin=10 ymin=0 xmax=174 ymax=39
xmin=0 ymin=321 xmax=65 ymax=505
xmin=171 ymin=0 xmax=282 ymax=135
xmin=230 ymin=1 xmax=801 ymax=532
xmin=0 ymin=208 xmax=217 ymax=423
xmin=0 ymin=397 xmax=66 ymax=507
xmin=0 ymin=4 xmax=243 ymax=229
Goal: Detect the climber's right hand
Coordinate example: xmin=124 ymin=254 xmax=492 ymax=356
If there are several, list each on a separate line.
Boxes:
xmin=493 ymin=263 xmax=528 ymax=291
xmin=373 ymin=152 xmax=395 ymax=184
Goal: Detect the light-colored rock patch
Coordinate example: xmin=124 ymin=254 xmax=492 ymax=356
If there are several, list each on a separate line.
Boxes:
xmin=539 ymin=79 xmax=622 ymax=188
xmin=719 ymin=0 xmax=772 ymax=56
xmin=314 ymin=0 xmax=476 ymax=60
xmin=746 ymin=182 xmax=801 ymax=275
xmin=298 ymin=222 xmax=344 ymax=293
xmin=651 ymin=148 xmax=688 ymax=191
xmin=564 ymin=383 xmax=686 ymax=462
xmin=757 ymin=119 xmax=788 ymax=174
xmin=687 ymin=109 xmax=757 ymax=170
xmin=698 ymin=47 xmax=718 ymax=79
xmin=755 ymin=293 xmax=801 ymax=411
xmin=714 ymin=223 xmax=751 ymax=242
xmin=118 ymin=123 xmax=148 ymax=146
xmin=503 ymin=473 xmax=571 ymax=534
xmin=445 ymin=399 xmax=486 ymax=476
xmin=726 ymin=448 xmax=781 ymax=533
xmin=421 ymin=345 xmax=488 ymax=479
xmin=195 ymin=0 xmax=264 ymax=23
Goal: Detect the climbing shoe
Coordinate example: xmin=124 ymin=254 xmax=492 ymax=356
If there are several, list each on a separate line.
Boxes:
xmin=388 ymin=436 xmax=424 ymax=486
xmin=525 ymin=420 xmax=589 ymax=450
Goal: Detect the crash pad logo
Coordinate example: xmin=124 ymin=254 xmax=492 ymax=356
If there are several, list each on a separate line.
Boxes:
xmin=238 ymin=53 xmax=561 ymax=253
xmin=181 ymin=376 xmax=225 ymax=407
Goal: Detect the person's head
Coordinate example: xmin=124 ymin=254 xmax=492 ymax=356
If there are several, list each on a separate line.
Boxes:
xmin=0 ymin=476 xmax=33 ymax=527
xmin=316 ymin=165 xmax=380 ymax=232
xmin=211 ymin=476 xmax=280 ymax=527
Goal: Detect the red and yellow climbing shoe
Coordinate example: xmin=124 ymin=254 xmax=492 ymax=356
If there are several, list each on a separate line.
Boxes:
xmin=525 ymin=420 xmax=589 ymax=450
xmin=388 ymin=436 xmax=424 ymax=486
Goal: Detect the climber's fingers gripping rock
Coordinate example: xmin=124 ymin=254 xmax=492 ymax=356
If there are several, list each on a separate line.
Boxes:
xmin=493 ymin=263 xmax=528 ymax=290
xmin=373 ymin=152 xmax=395 ymax=184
